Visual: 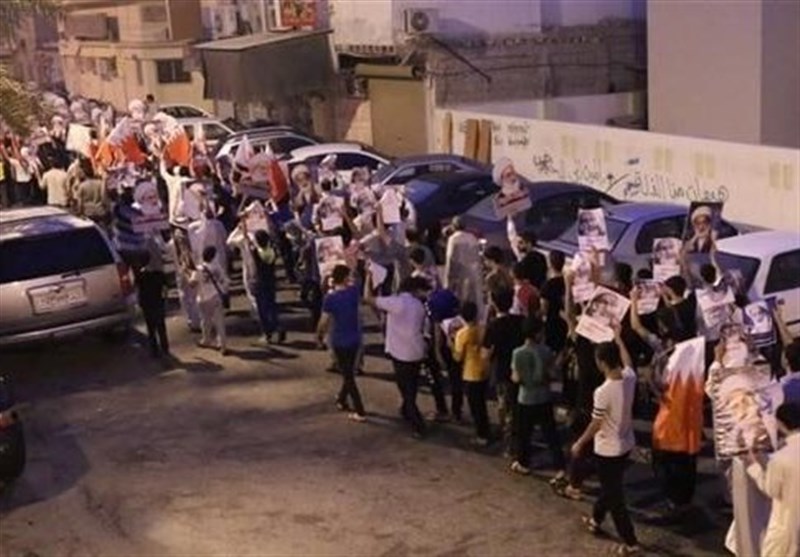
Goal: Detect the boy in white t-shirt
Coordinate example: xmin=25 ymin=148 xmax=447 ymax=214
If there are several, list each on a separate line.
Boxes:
xmin=571 ymin=330 xmax=640 ymax=555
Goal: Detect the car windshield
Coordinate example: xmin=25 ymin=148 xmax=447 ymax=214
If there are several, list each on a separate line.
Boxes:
xmin=405 ymin=180 xmax=439 ymax=203
xmin=714 ymin=251 xmax=761 ymax=293
xmin=556 ymin=216 xmax=629 ymax=248
xmin=0 ymin=227 xmax=114 ymax=284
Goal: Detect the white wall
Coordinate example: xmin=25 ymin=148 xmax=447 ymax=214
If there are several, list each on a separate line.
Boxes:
xmin=434 ymin=108 xmax=800 ymax=232
xmin=392 ymin=0 xmax=542 ymax=38
xmin=448 ymin=91 xmax=644 ymax=124
xmin=330 ymin=0 xmax=395 ymax=47
xmin=541 ymin=0 xmax=645 ymax=26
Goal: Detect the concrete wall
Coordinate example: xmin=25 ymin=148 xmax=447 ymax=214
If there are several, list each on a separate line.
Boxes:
xmin=448 ymin=91 xmax=644 ymax=124
xmin=541 ymin=0 xmax=645 ymax=26
xmin=391 ymin=0 xmax=543 ymax=38
xmin=331 ymin=0 xmax=395 ymax=47
xmin=648 ymin=0 xmax=763 ymax=144
xmin=761 ymin=0 xmax=800 ymax=148
xmin=434 ymin=108 xmax=800 ymax=232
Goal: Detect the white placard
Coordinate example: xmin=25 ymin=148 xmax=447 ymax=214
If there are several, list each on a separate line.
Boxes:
xmin=577 ymin=207 xmax=609 ymax=252
xmin=380 ymin=188 xmax=402 ymax=225
xmin=575 ymin=285 xmax=631 ymax=343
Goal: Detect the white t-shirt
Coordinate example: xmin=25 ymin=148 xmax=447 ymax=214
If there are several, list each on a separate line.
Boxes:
xmin=375 ymin=292 xmax=427 ymax=362
xmin=592 ymin=367 xmax=637 ymax=457
xmin=41 ymin=168 xmax=69 ymax=206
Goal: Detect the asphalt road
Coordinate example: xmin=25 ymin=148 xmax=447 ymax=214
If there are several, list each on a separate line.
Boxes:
xmin=0 ymin=285 xmax=730 ymax=556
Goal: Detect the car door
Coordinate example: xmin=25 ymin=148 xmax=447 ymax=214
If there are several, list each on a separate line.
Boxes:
xmin=763 ymin=249 xmax=800 ymax=332
xmin=441 ymin=178 xmax=497 ymax=221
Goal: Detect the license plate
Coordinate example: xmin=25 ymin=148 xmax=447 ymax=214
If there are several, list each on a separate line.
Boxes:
xmin=30 ymin=281 xmax=87 ymax=314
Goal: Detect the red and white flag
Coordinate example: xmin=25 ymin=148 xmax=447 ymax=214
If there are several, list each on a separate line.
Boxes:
xmin=152 ymin=112 xmax=192 ymax=167
xmin=95 ymin=117 xmax=146 ymax=168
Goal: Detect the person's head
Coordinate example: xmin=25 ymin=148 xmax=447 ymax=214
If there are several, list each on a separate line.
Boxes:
xmin=254 ymin=229 xmax=271 ymax=248
xmin=451 ymin=216 xmax=465 ymax=232
xmin=511 ymin=261 xmax=529 ymax=283
xmin=145 ymin=94 xmax=155 ymax=104
xmin=654 ymin=238 xmax=676 ymax=263
xmin=523 ymin=316 xmax=544 ymax=342
xmin=460 ymin=301 xmax=478 ymax=323
xmin=490 ymin=287 xmax=514 ymax=314
xmin=700 ymin=263 xmax=717 ymax=286
xmin=775 ymin=402 xmax=800 ymax=436
xmin=406 ymin=228 xmax=422 ymax=245
xmin=331 ymin=264 xmax=351 ymax=287
xmin=493 ymin=157 xmax=519 ymax=190
xmin=177 ymin=165 xmax=191 ymax=178
xmin=320 ymin=179 xmax=333 ymax=193
xmin=202 ymin=245 xmax=217 ymax=263
xmin=594 ymin=341 xmax=623 ymax=375
xmin=79 ymin=157 xmax=95 ymax=179
xmin=548 ymin=249 xmax=565 ymax=273
xmin=400 ymin=275 xmax=431 ymax=299
xmin=484 ymin=246 xmax=505 ymax=270
xmin=785 ymin=339 xmax=800 ymax=372
xmin=409 ymin=247 xmax=428 ymax=269
xmin=664 ymin=275 xmax=687 ymax=300
xmin=291 ymin=164 xmax=311 ymax=188
xmin=691 ymin=205 xmax=713 ymax=238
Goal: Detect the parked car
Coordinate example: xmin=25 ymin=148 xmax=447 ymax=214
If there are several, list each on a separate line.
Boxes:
xmin=160 ymin=103 xmax=213 ymax=119
xmin=459 ymin=181 xmax=619 ymax=251
xmin=0 ymin=373 xmax=25 ymax=489
xmin=371 ymin=154 xmax=489 ymax=191
xmin=176 ymin=117 xmax=235 ymax=150
xmin=0 ymin=207 xmax=135 ymax=347
xmin=538 ymin=202 xmax=750 ymax=275
xmin=287 ymin=143 xmax=392 ymax=184
xmin=214 ymin=127 xmax=320 ymax=161
xmin=714 ymin=230 xmax=800 ymax=335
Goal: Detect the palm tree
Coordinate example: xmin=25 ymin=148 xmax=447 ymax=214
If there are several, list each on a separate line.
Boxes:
xmin=0 ymin=0 xmax=59 ymax=136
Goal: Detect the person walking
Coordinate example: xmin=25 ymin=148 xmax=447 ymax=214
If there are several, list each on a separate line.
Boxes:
xmin=367 ymin=275 xmax=430 ymax=438
xmin=248 ymin=228 xmax=286 ymax=344
xmin=317 ymin=265 xmax=367 ymax=422
xmin=510 ymin=317 xmax=566 ymax=476
xmin=571 ymin=333 xmax=640 ymax=555
xmin=191 ymin=246 xmax=229 ymax=355
xmin=453 ymin=301 xmax=492 ymax=447
xmin=133 ymin=233 xmax=170 ymax=359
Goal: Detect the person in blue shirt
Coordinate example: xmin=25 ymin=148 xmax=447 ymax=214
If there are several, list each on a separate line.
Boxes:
xmin=317 ymin=264 xmax=366 ymax=422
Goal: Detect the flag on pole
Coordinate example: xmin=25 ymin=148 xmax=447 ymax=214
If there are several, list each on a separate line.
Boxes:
xmin=233 ymin=135 xmax=254 ymax=172
xmin=152 ymin=112 xmax=192 ymax=167
xmin=95 ymin=117 xmax=146 ymax=168
xmin=652 ymin=337 xmax=706 ymax=454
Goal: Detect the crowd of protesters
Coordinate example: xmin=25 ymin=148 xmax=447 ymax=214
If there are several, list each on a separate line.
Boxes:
xmin=2 ymin=95 xmax=799 ymax=557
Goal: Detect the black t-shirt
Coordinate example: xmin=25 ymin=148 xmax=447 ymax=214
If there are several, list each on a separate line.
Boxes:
xmin=672 ymin=293 xmax=698 ymax=340
xmin=541 ymin=276 xmax=565 ymax=321
xmin=518 ymin=250 xmax=548 ymax=289
xmin=483 ymin=314 xmax=525 ymax=383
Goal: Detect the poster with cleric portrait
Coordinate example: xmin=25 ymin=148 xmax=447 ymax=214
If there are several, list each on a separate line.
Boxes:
xmin=683 ymin=202 xmax=723 ymax=254
xmin=131 ymin=179 xmax=169 ymax=234
xmin=315 ymin=235 xmax=346 ymax=281
xmin=652 ymin=237 xmax=683 ymax=283
xmin=577 ymin=208 xmax=609 ymax=252
xmin=492 ymin=157 xmax=531 ymax=218
xmin=570 ymin=252 xmax=596 ymax=303
xmin=708 ymin=363 xmax=783 ymax=458
xmin=575 ymin=285 xmax=631 ymax=343
xmin=635 ymin=279 xmax=661 ymax=315
xmin=743 ymin=298 xmax=777 ymax=348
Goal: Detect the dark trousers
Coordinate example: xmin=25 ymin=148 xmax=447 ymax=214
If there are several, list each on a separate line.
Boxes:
xmin=138 ymin=271 xmax=168 ymax=356
xmin=276 ymin=231 xmax=297 ymax=282
xmin=516 ymin=402 xmax=565 ymax=469
xmin=497 ymin=381 xmax=518 ymax=453
xmin=252 ymin=281 xmax=279 ymax=335
xmin=593 ymin=452 xmax=638 ymax=547
xmin=426 ymin=343 xmax=463 ymax=418
xmin=465 ymin=380 xmax=491 ymax=440
xmin=393 ymin=359 xmax=425 ymax=434
xmin=302 ymin=280 xmax=323 ymax=331
xmin=567 ymin=409 xmax=595 ymax=487
xmin=653 ymin=450 xmax=697 ymax=507
xmin=334 ymin=346 xmax=365 ymax=416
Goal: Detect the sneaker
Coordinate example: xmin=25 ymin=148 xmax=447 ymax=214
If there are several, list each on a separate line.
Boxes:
xmin=348 ymin=413 xmax=367 ymax=423
xmin=510 ymin=461 xmax=531 ymax=475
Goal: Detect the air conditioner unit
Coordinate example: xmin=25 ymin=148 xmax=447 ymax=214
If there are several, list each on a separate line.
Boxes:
xmin=404 ymin=8 xmax=439 ymax=35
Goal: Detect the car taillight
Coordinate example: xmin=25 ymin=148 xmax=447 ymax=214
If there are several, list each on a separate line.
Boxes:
xmin=117 ymin=263 xmax=134 ymax=297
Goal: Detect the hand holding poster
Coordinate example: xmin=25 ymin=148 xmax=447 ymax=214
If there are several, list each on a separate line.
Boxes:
xmin=315 ymin=235 xmax=346 ymax=280
xmin=652 ymin=237 xmax=683 ymax=282
xmin=683 ymin=202 xmax=723 ymax=254
xmin=577 ymin=208 xmax=609 ymax=252
xmin=131 ymin=179 xmax=169 ymax=234
xmin=569 ymin=252 xmax=595 ymax=303
xmin=743 ymin=299 xmax=776 ymax=348
xmin=575 ymin=285 xmax=631 ymax=343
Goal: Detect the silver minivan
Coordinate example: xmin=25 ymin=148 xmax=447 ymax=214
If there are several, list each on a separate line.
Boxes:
xmin=0 ymin=207 xmax=135 ymax=347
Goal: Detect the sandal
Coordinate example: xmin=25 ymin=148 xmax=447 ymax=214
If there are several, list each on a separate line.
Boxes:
xmin=581 ymin=515 xmax=601 ymax=535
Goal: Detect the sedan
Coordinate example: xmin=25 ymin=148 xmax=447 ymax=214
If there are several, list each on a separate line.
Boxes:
xmin=539 ymin=202 xmax=749 ymax=275
xmin=714 ymin=230 xmax=800 ymax=335
xmin=286 ymin=143 xmax=392 ymax=184
xmin=459 ymin=181 xmax=618 ymax=251
xmin=371 ymin=154 xmax=488 ymax=191
xmin=404 ymin=171 xmax=500 ymax=231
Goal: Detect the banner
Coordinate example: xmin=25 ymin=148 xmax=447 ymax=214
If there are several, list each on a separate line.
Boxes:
xmin=653 ymin=337 xmax=706 ymax=453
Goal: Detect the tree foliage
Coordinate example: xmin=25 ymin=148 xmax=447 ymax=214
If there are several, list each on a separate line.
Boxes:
xmin=0 ymin=0 xmax=59 ymax=136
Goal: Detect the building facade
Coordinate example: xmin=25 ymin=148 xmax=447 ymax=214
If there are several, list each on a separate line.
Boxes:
xmin=57 ymin=0 xmax=212 ymax=112
xmin=1 ymin=13 xmax=64 ymax=91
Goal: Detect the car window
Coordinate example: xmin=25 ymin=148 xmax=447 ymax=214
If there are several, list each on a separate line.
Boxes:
xmin=168 ymin=106 xmax=205 ymax=118
xmin=558 ymin=217 xmax=629 ymax=248
xmin=428 ymin=162 xmax=456 ymax=173
xmin=445 ymin=180 xmax=496 ymax=214
xmin=524 ymin=193 xmax=597 ymax=242
xmin=203 ymin=124 xmax=229 ymax=142
xmin=336 ymin=153 xmax=382 ymax=170
xmin=717 ymin=220 xmax=738 ymax=240
xmin=270 ymin=136 xmax=314 ymax=154
xmin=634 ymin=217 xmax=685 ymax=254
xmin=0 ymin=228 xmax=114 ymax=284
xmin=765 ymin=249 xmax=800 ymax=294
xmin=405 ymin=180 xmax=439 ymax=204
xmin=715 ymin=251 xmax=761 ymax=294
xmin=182 ymin=124 xmax=195 ymax=141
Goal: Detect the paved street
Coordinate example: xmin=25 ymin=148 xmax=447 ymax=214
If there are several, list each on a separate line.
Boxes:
xmin=1 ymin=286 xmax=729 ymax=556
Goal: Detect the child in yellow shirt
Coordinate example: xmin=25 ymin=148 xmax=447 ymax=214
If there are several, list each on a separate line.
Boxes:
xmin=453 ymin=301 xmax=491 ymax=446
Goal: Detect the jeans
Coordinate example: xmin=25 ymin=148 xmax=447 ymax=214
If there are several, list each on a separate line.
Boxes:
xmin=593 ymin=452 xmax=638 ymax=547
xmin=137 ymin=271 xmax=169 ymax=356
xmin=465 ymin=380 xmax=491 ymax=440
xmin=252 ymin=281 xmax=279 ymax=336
xmin=334 ymin=346 xmax=365 ymax=416
xmin=516 ymin=402 xmax=565 ymax=470
xmin=393 ymin=359 xmax=425 ymax=434
xmin=652 ymin=450 xmax=697 ymax=507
